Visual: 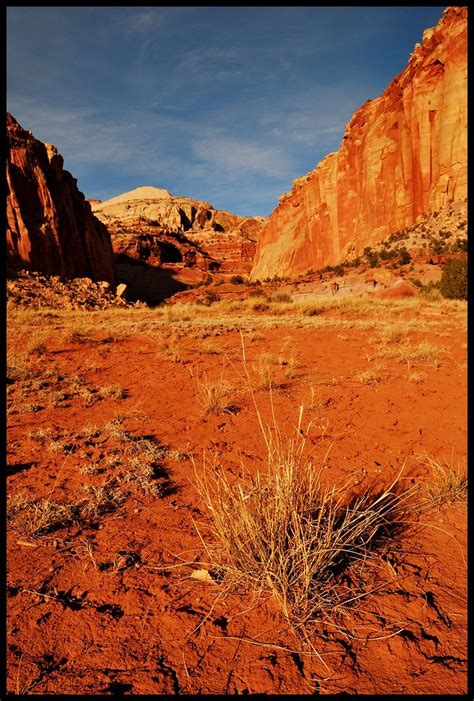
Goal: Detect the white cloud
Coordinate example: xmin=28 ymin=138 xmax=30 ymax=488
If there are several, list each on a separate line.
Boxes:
xmin=192 ymin=134 xmax=294 ymax=179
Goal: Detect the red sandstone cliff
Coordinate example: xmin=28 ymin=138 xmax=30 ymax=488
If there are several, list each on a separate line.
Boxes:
xmin=251 ymin=7 xmax=467 ymax=280
xmin=6 ymin=114 xmax=116 ymax=284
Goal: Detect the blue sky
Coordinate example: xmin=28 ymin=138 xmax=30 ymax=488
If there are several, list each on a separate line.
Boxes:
xmin=7 ymin=6 xmax=445 ymax=217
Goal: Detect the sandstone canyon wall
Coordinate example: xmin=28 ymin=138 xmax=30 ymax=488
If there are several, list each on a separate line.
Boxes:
xmin=251 ymin=7 xmax=467 ymax=280
xmin=6 ymin=114 xmax=116 ymax=284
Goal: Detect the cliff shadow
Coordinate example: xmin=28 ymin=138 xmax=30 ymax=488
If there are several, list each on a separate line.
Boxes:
xmin=114 ymin=255 xmax=190 ymax=305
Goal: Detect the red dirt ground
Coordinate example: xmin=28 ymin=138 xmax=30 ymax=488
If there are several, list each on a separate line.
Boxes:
xmin=7 ymin=301 xmax=467 ymax=694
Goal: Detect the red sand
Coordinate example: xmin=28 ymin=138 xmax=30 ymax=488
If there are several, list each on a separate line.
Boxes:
xmin=7 ymin=307 xmax=467 ymax=694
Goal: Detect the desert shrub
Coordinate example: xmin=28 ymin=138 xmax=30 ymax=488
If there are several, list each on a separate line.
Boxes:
xmin=438 ymin=256 xmax=467 ymax=300
xmin=230 ymin=275 xmax=244 ymax=285
xmin=204 ymin=290 xmax=220 ymax=304
xmin=410 ymin=278 xmax=423 ymax=288
xmin=252 ymin=302 xmax=270 ymax=312
xmin=197 ymin=375 xmax=239 ymax=414
xmin=430 ymin=240 xmax=446 ymax=254
xmin=379 ymin=249 xmax=397 ymax=260
xmin=416 ymin=452 xmax=467 ymax=507
xmin=387 ymin=230 xmax=409 ymax=244
xmin=363 ymin=247 xmax=380 ymax=268
xmin=302 ymin=305 xmax=319 ymax=317
xmin=248 ymin=288 xmax=265 ymax=297
xmin=7 ymin=494 xmax=74 ymax=538
xmin=193 ymin=410 xmax=417 ymax=630
xmin=450 ymin=238 xmax=467 ymax=253
xmin=268 ymin=293 xmax=293 ymax=303
xmin=419 ymin=281 xmax=442 ymax=300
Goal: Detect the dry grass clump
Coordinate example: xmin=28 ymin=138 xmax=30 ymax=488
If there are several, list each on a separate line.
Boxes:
xmin=408 ymin=370 xmax=427 ymax=384
xmin=197 ymin=375 xmax=240 ymax=415
xmin=80 ymin=423 xmax=100 ymax=439
xmin=253 ymin=353 xmax=283 ymax=390
xmin=101 ymin=418 xmax=176 ymax=495
xmin=97 ymin=384 xmax=128 ymax=400
xmin=6 ymin=345 xmax=29 ymax=383
xmin=416 ymin=451 xmax=467 ymax=507
xmin=305 ymin=382 xmax=320 ymax=409
xmin=376 ymin=327 xmax=409 ymax=346
xmin=120 ymin=460 xmax=163 ymax=496
xmin=61 ymin=329 xmax=96 ymax=344
xmin=301 ymin=304 xmax=319 ymax=317
xmin=355 ymin=369 xmax=381 ymax=386
xmin=277 ymin=354 xmax=298 ymax=380
xmin=378 ymin=341 xmax=444 ymax=368
xmin=79 ymin=461 xmax=102 ymax=476
xmin=48 ymin=438 xmax=76 ymax=454
xmin=193 ymin=408 xmax=416 ymax=630
xmin=200 ymin=339 xmax=221 ymax=355
xmin=7 ymin=482 xmax=127 ymax=539
xmin=7 ymin=493 xmax=75 ymax=538
xmin=77 ymin=484 xmax=126 ymax=521
xmin=159 ymin=337 xmax=185 ymax=363
xmin=25 ymin=329 xmax=50 ymax=355
xmin=27 ymin=428 xmax=55 ymax=442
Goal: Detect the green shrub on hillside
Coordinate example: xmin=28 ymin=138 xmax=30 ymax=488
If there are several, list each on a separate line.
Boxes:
xmin=398 ymin=247 xmax=412 ymax=265
xmin=438 ymin=256 xmax=467 ymax=300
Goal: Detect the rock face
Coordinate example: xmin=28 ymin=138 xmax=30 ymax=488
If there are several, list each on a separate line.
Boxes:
xmin=6 ymin=114 xmax=115 ymax=284
xmin=90 ymin=186 xmax=264 ymax=303
xmin=251 ymin=7 xmax=467 ymax=280
xmin=92 ymin=186 xmax=264 ymax=275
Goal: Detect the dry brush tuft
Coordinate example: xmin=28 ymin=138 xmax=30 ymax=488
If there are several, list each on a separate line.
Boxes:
xmin=193 ymin=404 xmax=418 ymax=633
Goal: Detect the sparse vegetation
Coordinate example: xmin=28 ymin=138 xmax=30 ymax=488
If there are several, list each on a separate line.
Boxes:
xmin=438 ymin=255 xmax=467 ymax=300
xmin=197 ymin=375 xmax=239 ymax=414
xmin=378 ymin=341 xmax=444 ymax=367
xmin=6 ymin=257 xmax=467 ymax=693
xmin=7 ymin=493 xmax=75 ymax=539
xmin=356 ymin=369 xmax=381 ymax=385
xmin=416 ymin=452 xmax=467 ymax=507
xmin=193 ymin=408 xmax=418 ymax=631
xmin=253 ymin=353 xmax=283 ymax=390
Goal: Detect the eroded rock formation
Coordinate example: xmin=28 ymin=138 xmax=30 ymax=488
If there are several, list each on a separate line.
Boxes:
xmin=6 ymin=114 xmax=115 ymax=284
xmin=251 ymin=7 xmax=467 ymax=280
xmin=92 ymin=186 xmax=264 ymax=276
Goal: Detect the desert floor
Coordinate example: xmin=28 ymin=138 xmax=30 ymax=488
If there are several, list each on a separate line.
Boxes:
xmin=7 ymin=295 xmax=467 ymax=694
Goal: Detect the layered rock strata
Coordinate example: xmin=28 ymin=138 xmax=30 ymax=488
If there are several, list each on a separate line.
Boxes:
xmin=251 ymin=7 xmax=467 ymax=280
xmin=92 ymin=187 xmax=264 ymax=276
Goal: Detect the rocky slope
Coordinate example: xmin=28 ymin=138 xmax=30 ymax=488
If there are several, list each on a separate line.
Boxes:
xmin=251 ymin=7 xmax=467 ymax=280
xmin=6 ymin=114 xmax=115 ymax=284
xmin=7 ymin=270 xmax=140 ymax=311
